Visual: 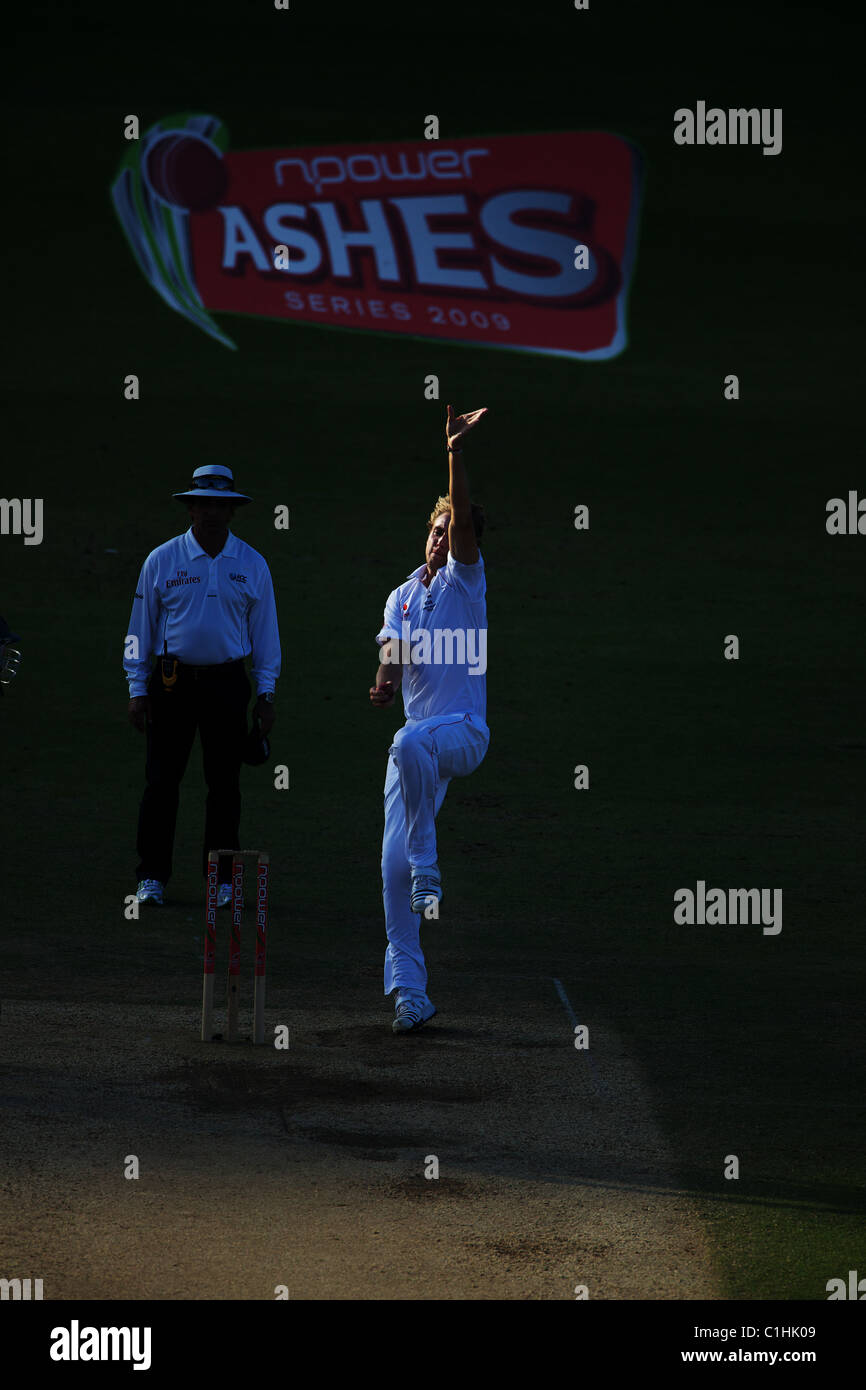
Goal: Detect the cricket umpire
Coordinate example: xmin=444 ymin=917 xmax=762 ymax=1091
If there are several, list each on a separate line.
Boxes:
xmin=124 ymin=465 xmax=280 ymax=906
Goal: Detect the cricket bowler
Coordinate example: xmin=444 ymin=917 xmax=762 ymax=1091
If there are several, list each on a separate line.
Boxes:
xmin=370 ymin=405 xmax=490 ymax=1033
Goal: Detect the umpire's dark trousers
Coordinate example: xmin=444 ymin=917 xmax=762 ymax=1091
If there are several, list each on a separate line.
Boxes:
xmin=136 ymin=659 xmax=251 ymax=886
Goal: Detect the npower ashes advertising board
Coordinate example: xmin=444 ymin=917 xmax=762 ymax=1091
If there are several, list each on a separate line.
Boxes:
xmin=112 ymin=114 xmax=644 ymax=359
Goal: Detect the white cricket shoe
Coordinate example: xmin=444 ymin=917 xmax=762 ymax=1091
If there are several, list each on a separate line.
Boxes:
xmin=392 ymin=993 xmax=437 ymax=1033
xmin=136 ymin=879 xmax=164 ymax=906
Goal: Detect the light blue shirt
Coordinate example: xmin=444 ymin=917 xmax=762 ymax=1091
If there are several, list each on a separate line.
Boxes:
xmin=376 ymin=552 xmax=488 ymax=724
xmin=124 ymin=528 xmax=281 ymax=697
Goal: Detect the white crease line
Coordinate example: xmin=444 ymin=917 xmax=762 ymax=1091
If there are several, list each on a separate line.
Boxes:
xmin=553 ymin=977 xmax=610 ymax=1100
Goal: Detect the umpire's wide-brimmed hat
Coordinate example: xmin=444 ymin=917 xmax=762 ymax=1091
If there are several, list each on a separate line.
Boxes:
xmin=173 ymin=464 xmax=252 ymax=505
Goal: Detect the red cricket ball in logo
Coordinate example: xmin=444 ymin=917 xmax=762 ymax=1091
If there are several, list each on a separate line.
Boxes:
xmin=144 ymin=132 xmax=228 ymax=212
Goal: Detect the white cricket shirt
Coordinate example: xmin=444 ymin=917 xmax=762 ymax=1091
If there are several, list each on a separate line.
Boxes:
xmin=124 ymin=528 xmax=281 ymax=697
xmin=376 ymin=551 xmax=488 ymax=723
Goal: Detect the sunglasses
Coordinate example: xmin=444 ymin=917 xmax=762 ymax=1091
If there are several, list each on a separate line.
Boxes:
xmin=190 ymin=476 xmax=235 ymax=491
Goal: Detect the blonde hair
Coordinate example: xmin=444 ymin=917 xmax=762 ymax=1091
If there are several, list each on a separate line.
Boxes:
xmin=427 ymin=496 xmax=451 ymax=530
xmin=426 ymin=495 xmax=486 ymax=542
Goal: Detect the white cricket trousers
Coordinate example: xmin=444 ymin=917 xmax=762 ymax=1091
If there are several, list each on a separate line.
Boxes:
xmin=382 ymin=711 xmax=490 ymax=999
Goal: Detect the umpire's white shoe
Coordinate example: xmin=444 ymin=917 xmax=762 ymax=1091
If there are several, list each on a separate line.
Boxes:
xmin=217 ymin=884 xmax=233 ymax=908
xmin=392 ymin=993 xmax=437 ymax=1033
xmin=136 ymin=879 xmax=164 ymax=906
xmin=410 ymin=866 xmax=442 ymax=914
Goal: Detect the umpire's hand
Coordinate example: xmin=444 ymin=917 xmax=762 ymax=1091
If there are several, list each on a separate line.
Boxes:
xmin=128 ymin=696 xmax=152 ymax=732
xmin=253 ymin=696 xmax=276 ymax=736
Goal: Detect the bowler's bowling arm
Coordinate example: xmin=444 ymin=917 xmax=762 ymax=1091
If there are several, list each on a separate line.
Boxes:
xmin=377 ymin=643 xmax=404 ymax=683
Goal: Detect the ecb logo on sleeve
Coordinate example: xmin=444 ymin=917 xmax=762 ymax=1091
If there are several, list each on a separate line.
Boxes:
xmin=111 ymin=114 xmax=644 ymax=361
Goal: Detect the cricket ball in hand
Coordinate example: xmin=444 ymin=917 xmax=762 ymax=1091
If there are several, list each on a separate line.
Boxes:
xmin=144 ymin=132 xmax=228 ymax=212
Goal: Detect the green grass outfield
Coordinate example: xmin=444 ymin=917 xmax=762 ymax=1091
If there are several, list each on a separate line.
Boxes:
xmin=4 ymin=6 xmax=864 ymax=1299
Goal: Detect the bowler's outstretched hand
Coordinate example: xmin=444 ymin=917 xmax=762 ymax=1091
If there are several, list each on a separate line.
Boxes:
xmin=446 ymin=403 xmax=488 ymax=451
